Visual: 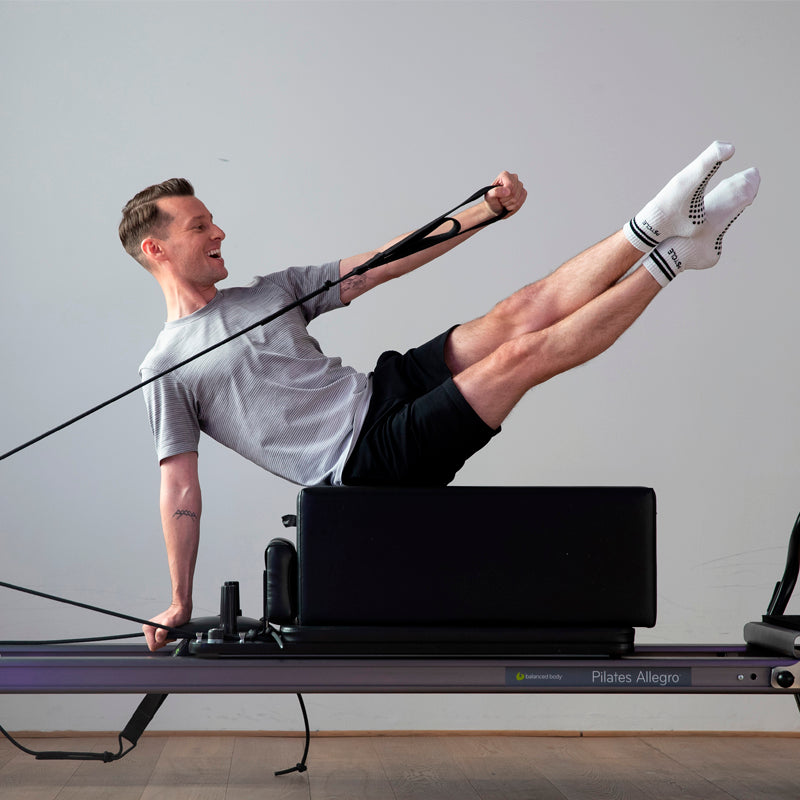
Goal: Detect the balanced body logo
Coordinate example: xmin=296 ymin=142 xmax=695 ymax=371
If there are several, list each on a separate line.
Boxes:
xmin=516 ymin=671 xmax=563 ymax=682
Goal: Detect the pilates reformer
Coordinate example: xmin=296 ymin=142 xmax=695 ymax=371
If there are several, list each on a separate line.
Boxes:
xmin=3 ymin=485 xmax=800 ymax=773
xmin=2 ymin=187 xmax=799 ymax=771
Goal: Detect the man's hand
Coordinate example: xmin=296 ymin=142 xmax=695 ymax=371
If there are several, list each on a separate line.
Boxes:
xmin=484 ymin=171 xmax=527 ymax=218
xmin=143 ymin=602 xmax=192 ymax=651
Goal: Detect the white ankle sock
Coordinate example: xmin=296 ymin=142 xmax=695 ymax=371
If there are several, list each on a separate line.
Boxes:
xmin=625 ymin=141 xmax=736 ymax=252
xmin=642 ymin=167 xmax=760 ymax=287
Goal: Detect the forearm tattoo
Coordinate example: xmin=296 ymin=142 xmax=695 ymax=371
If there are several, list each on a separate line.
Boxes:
xmin=342 ymin=274 xmax=368 ymax=294
xmin=173 ymin=509 xmax=197 ymax=520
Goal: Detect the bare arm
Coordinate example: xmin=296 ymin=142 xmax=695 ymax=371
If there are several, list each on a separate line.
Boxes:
xmin=142 ymin=450 xmax=201 ymax=651
xmin=339 ymin=171 xmax=526 ymax=304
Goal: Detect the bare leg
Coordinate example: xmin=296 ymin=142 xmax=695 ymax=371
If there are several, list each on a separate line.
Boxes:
xmin=452 ymin=264 xmax=661 ymax=429
xmin=445 ymin=230 xmax=643 ymax=375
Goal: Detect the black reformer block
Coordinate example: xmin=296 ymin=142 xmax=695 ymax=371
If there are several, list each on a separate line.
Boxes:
xmin=293 ymin=486 xmax=656 ymax=628
xmin=260 ymin=486 xmax=657 ymax=656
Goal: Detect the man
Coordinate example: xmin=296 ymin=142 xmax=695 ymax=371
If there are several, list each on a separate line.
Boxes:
xmin=120 ymin=143 xmax=759 ymax=650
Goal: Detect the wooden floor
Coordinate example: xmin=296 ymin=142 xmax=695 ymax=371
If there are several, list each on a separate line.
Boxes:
xmin=2 ymin=733 xmax=800 ymax=799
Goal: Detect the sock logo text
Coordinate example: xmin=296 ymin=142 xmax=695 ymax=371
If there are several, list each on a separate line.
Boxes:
xmin=666 ymin=248 xmax=682 ymax=270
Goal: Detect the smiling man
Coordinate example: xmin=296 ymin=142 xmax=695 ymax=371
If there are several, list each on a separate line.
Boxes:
xmin=120 ymin=147 xmax=759 ymax=649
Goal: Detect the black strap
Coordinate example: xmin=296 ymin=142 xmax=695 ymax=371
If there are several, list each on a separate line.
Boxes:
xmin=119 ymin=693 xmax=169 ymax=747
xmin=0 ymin=693 xmax=168 ymax=763
xmin=348 ymin=184 xmax=506 ymax=273
xmin=0 ymin=184 xmax=506 ymax=463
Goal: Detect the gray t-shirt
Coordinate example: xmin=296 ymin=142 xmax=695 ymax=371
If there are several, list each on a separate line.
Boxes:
xmin=139 ymin=262 xmax=372 ymax=485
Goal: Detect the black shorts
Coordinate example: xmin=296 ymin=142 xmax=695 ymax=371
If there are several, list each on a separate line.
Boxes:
xmin=341 ymin=327 xmax=500 ymax=486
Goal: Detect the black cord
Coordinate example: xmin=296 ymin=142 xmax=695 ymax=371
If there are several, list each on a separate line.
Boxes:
xmin=274 ymin=693 xmax=311 ymax=776
xmin=0 ymin=722 xmax=47 ymax=758
xmin=0 ymin=580 xmax=194 ymax=641
xmin=0 ymin=632 xmax=144 ymax=646
xmin=0 ymin=184 xmax=505 ymax=464
xmin=0 ymin=722 xmax=133 ymax=763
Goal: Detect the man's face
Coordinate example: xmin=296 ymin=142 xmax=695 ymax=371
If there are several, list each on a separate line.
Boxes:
xmin=151 ymin=195 xmax=227 ymax=286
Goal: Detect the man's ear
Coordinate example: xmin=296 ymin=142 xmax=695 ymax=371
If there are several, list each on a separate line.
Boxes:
xmin=141 ymin=237 xmax=164 ymax=264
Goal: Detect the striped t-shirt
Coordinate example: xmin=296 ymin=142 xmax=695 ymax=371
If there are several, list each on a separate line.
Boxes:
xmin=139 ymin=262 xmax=372 ymax=486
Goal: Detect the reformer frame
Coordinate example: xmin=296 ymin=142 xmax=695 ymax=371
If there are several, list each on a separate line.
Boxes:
xmin=1 ymin=642 xmax=800 ymax=696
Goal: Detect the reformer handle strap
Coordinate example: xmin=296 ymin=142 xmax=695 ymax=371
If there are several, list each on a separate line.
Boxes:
xmin=0 ymin=693 xmax=168 ymax=763
xmin=350 ymin=184 xmax=506 ymax=274
xmin=0 ymin=183 xmax=507 ymax=463
xmin=120 ymin=692 xmax=169 ymax=747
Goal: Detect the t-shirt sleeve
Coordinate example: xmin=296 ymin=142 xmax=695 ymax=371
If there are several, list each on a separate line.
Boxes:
xmin=140 ymin=369 xmax=201 ymax=462
xmin=270 ymin=261 xmax=344 ymax=322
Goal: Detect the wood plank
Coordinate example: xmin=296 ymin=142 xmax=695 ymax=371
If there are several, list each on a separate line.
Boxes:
xmin=307 ymin=736 xmax=395 ymax=800
xmin=140 ymin=735 xmax=234 ymax=800
xmin=373 ymin=736 xmax=480 ymax=800
xmin=582 ymin=737 xmax=733 ymax=800
xmin=0 ymin=737 xmax=20 ymax=770
xmin=225 ymin=735 xmax=310 ymax=800
xmin=502 ymin=736 xmax=735 ymax=800
xmin=444 ymin=735 xmax=569 ymax=800
xmin=54 ymin=736 xmax=168 ymax=800
xmin=0 ymin=737 xmax=98 ymax=800
xmin=646 ymin=735 xmax=800 ymax=800
xmin=499 ymin=737 xmax=651 ymax=800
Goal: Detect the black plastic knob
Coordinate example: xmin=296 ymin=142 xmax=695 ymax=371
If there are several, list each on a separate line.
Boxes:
xmin=775 ymin=670 xmax=795 ymax=688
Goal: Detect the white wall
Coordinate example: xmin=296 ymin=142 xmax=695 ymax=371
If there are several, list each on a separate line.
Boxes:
xmin=2 ymin=0 xmax=800 ymax=733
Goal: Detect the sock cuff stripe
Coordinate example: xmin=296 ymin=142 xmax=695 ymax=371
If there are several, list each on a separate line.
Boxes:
xmin=627 ymin=217 xmax=659 ymax=249
xmin=648 ymin=248 xmax=677 ymax=282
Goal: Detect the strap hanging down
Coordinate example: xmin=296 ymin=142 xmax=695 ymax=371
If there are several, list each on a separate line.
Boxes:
xmin=0 ymin=184 xmax=506 ymax=463
xmin=0 ymin=693 xmax=168 ymax=763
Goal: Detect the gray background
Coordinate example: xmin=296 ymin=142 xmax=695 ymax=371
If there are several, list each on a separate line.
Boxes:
xmin=2 ymin=0 xmax=799 ymax=732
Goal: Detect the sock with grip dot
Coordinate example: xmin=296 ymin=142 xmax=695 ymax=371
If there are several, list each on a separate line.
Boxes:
xmin=625 ymin=141 xmax=736 ymax=252
xmin=642 ymin=167 xmax=760 ymax=287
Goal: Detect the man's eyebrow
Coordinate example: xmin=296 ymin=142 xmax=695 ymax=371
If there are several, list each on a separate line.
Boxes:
xmin=186 ymin=214 xmax=213 ymax=225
